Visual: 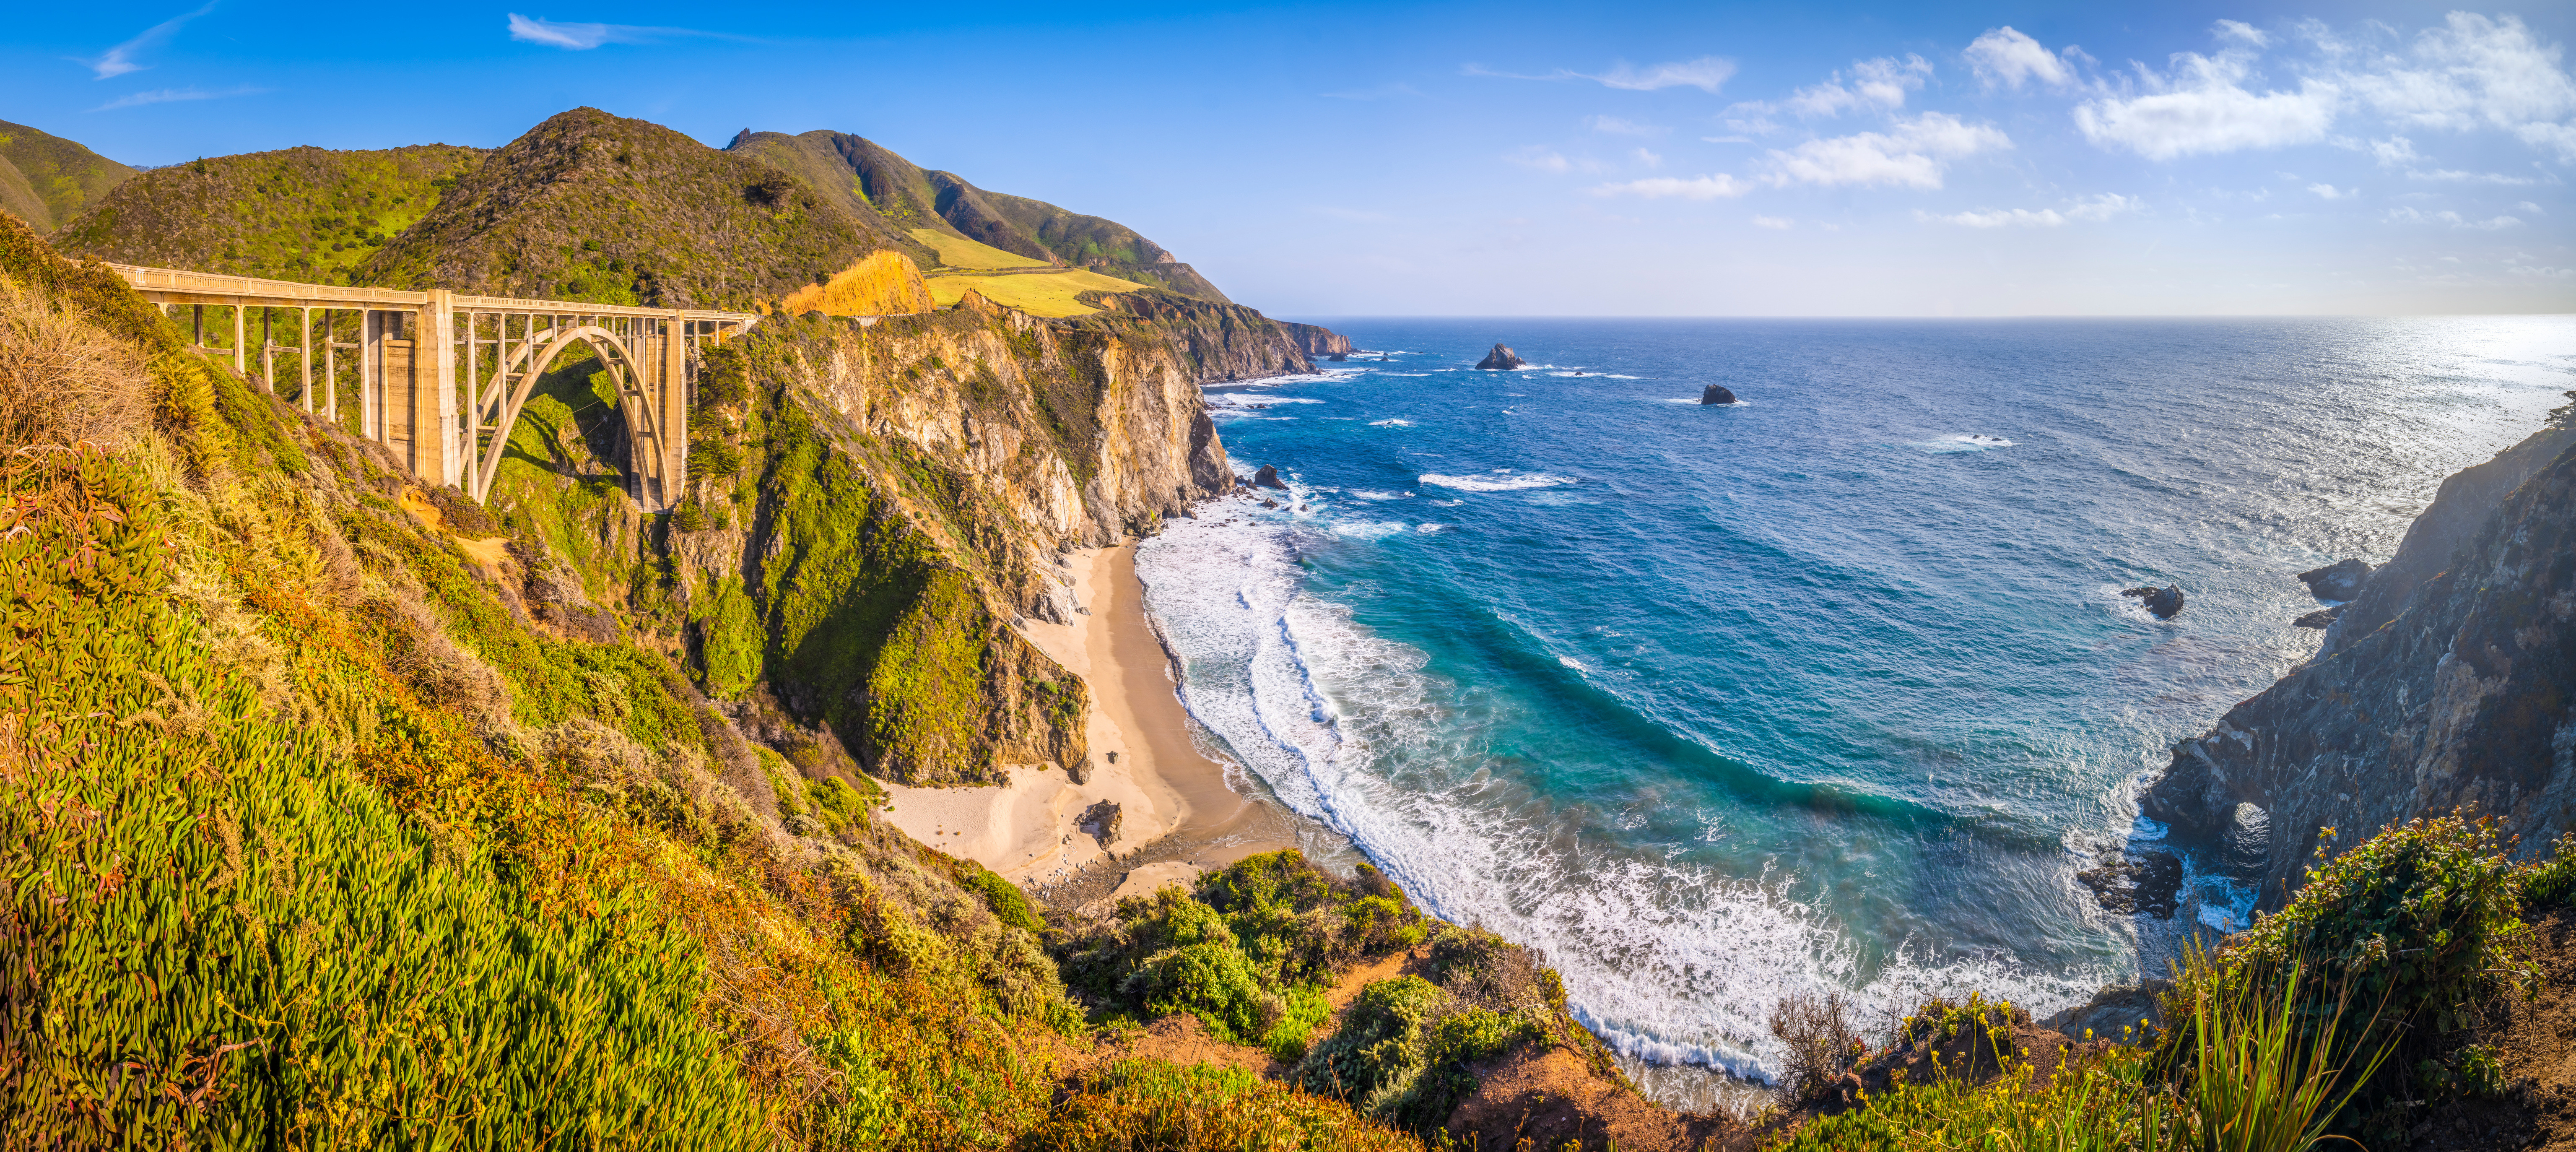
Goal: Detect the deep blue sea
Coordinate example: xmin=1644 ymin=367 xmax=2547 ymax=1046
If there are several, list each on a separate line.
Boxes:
xmin=1132 ymin=316 xmax=2576 ymax=1099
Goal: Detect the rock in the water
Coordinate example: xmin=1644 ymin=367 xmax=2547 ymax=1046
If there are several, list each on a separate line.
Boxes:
xmin=1475 ymin=343 xmax=1525 ymax=370
xmin=1328 ymin=352 xmax=1347 ymax=362
xmin=2122 ymin=585 xmax=2186 ymax=619
xmin=2075 ymin=849 xmax=2184 ymax=918
xmin=1076 ymin=800 xmax=1123 ymax=849
xmin=2294 ymin=557 xmax=2373 ymax=602
xmin=2292 ymin=606 xmax=2342 ymax=629
xmin=1700 ymin=384 xmax=1738 ymax=405
xmin=1253 ymin=464 xmax=1289 ymax=490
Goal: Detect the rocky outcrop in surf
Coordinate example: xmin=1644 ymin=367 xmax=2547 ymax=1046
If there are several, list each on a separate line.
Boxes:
xmin=2122 ymin=585 xmax=2185 ymax=619
xmin=2141 ymin=420 xmax=2576 ymax=903
xmin=2296 ymin=558 xmax=2373 ymax=602
xmin=1701 ymin=385 xmax=1738 ymax=405
xmin=1476 ymin=343 xmax=1525 ymax=370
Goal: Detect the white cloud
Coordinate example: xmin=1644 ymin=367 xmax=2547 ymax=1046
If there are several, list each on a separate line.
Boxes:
xmin=1752 ymin=215 xmax=1794 ymax=229
xmin=84 ymin=2 xmax=216 ymax=79
xmin=1470 ymin=57 xmax=1737 ymax=94
xmin=2384 ymin=206 xmax=2524 ymax=229
xmin=2213 ymin=20 xmax=2270 ymax=49
xmin=1632 ymin=148 xmax=1664 ymax=169
xmin=2074 ymin=34 xmax=2338 ymax=159
xmin=504 ymin=14 xmax=736 ymax=49
xmin=1505 ymin=146 xmax=1573 ymax=173
xmin=2308 ymin=182 xmax=2357 ymax=199
xmin=2406 ymin=167 xmax=2538 ymax=185
xmin=2368 ymin=135 xmax=2421 ymax=166
xmin=1591 ymin=57 xmax=1737 ymax=93
xmin=1919 ymin=193 xmax=2139 ymax=228
xmin=2518 ymin=200 xmax=2545 ymax=213
xmin=1588 ymin=174 xmax=1754 ymax=200
xmin=1965 ymin=27 xmax=2077 ymax=90
xmin=91 ymin=83 xmax=265 ymax=111
xmin=1785 ymin=55 xmax=1932 ymax=117
xmin=2345 ymin=13 xmax=2576 ymax=147
xmin=1587 ymin=115 xmax=1667 ymax=137
xmin=1766 ymin=112 xmax=2011 ymax=190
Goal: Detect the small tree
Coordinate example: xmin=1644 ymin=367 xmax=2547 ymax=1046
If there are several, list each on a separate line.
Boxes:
xmin=1769 ymin=990 xmax=1861 ymax=1102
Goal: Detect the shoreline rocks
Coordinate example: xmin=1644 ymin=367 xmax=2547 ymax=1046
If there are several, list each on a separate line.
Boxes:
xmin=1475 ymin=343 xmax=1524 ymax=370
xmin=1252 ymin=464 xmax=1288 ymax=490
xmin=2295 ymin=557 xmax=2372 ymax=602
xmin=1700 ymin=384 xmax=1737 ymax=405
xmin=2121 ymin=584 xmax=2185 ymax=619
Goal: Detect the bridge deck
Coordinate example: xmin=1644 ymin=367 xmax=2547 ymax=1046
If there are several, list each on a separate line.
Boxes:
xmin=106 ymin=263 xmax=760 ymax=324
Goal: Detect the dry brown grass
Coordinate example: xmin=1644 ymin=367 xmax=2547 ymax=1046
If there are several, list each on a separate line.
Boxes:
xmin=0 ymin=273 xmax=151 ymax=452
xmin=778 ymin=250 xmax=936 ymax=317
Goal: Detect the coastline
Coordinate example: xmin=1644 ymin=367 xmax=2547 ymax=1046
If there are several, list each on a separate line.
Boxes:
xmin=877 ymin=535 xmax=1301 ymax=899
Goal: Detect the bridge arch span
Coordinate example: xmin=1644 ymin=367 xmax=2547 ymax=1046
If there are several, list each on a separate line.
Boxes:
xmin=472 ymin=323 xmax=673 ymax=508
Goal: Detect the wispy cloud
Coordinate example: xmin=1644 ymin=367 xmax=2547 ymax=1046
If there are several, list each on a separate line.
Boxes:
xmin=2384 ymin=206 xmax=2524 ymax=229
xmin=83 ymin=2 xmax=216 ymax=79
xmin=1587 ymin=173 xmax=1753 ymax=200
xmin=2307 ymin=182 xmax=2357 ymax=199
xmin=1766 ymin=113 xmax=2011 ymax=190
xmin=91 ymin=83 xmax=267 ymax=112
xmin=1465 ymin=56 xmax=1736 ymax=94
xmin=1965 ymin=26 xmax=2080 ymax=91
xmin=1587 ymin=115 xmax=1667 ymax=137
xmin=1752 ymin=215 xmax=1794 ymax=229
xmin=1919 ymin=193 xmax=2140 ymax=228
xmin=506 ymin=13 xmax=741 ymax=49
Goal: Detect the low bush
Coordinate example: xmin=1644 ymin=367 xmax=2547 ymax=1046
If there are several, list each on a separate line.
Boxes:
xmin=1019 ymin=1058 xmax=1416 ymax=1152
xmin=1770 ymin=990 xmax=1863 ymax=1103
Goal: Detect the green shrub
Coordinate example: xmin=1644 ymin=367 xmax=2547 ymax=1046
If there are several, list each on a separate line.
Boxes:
xmin=1021 ymin=1058 xmax=1416 ymax=1152
xmin=2520 ymin=832 xmax=2576 ymax=908
xmin=958 ymin=862 xmax=1045 ymax=933
xmin=1296 ymin=976 xmax=1446 ymax=1107
xmin=1126 ymin=942 xmax=1272 ymax=1043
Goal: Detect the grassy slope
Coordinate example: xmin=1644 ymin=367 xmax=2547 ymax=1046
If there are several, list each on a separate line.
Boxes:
xmin=51 ymin=145 xmax=481 ymax=282
xmin=927 ymin=269 xmax=1148 ymax=317
xmin=0 ymin=118 xmax=138 ymax=232
xmin=363 ymin=108 xmax=882 ymax=309
xmin=911 ymin=227 xmax=1051 ymax=270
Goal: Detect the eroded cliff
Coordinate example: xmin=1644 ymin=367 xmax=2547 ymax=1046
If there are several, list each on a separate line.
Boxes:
xmin=2143 ymin=420 xmax=2576 ymax=900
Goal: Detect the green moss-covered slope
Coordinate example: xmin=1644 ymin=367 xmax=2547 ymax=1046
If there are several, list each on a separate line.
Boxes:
xmin=50 ymin=144 xmax=481 ymax=281
xmin=0 ymin=118 xmax=138 ymax=232
xmin=362 ymin=108 xmax=881 ymax=309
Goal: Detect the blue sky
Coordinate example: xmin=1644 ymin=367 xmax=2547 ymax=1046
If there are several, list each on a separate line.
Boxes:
xmin=5 ymin=1 xmax=2572 ymax=315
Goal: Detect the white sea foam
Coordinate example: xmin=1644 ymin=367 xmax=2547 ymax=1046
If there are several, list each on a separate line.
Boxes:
xmin=1207 ymin=394 xmax=1324 ymax=408
xmin=1918 ymin=434 xmax=2015 ymax=453
xmin=1350 ymin=489 xmax=1409 ymax=501
xmin=1559 ymin=655 xmax=1585 ymax=670
xmin=1368 ymin=419 xmax=1415 ymax=427
xmin=1420 ymin=471 xmax=1574 ymax=492
xmin=1416 ymin=523 xmax=1448 ymax=533
xmin=1135 ymin=517 xmax=2108 ymax=1082
xmin=1332 ymin=521 xmax=1409 ymax=539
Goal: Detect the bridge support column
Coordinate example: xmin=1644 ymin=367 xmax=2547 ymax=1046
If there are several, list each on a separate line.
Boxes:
xmin=413 ymin=289 xmax=461 ymax=489
xmin=659 ymin=311 xmax=689 ymax=508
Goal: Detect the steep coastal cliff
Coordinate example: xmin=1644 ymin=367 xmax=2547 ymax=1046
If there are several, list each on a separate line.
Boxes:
xmin=2143 ymin=419 xmax=2576 ymax=900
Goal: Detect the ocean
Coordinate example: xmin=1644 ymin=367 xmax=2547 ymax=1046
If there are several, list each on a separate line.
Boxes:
xmin=1131 ymin=316 xmax=2576 ymax=1100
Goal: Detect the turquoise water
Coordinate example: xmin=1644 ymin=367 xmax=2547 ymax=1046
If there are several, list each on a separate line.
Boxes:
xmin=1133 ymin=317 xmax=2576 ymax=1083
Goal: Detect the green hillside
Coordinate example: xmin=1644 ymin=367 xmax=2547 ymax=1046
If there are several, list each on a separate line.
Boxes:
xmin=363 ymin=109 xmax=883 ymax=309
xmin=52 ymin=143 xmax=481 ymax=281
xmin=0 ymin=119 xmax=137 ymax=232
xmin=729 ymin=129 xmax=1233 ymax=303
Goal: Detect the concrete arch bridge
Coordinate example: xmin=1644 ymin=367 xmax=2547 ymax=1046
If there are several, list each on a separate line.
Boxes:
xmin=109 ymin=263 xmax=761 ymax=512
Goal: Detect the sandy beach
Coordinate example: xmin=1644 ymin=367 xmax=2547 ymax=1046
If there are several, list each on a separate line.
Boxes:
xmin=878 ymin=538 xmax=1301 ymax=897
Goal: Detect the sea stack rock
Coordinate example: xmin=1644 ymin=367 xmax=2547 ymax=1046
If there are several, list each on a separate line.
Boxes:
xmin=1076 ymin=800 xmax=1123 ymax=849
xmin=2122 ymin=585 xmax=2186 ymax=619
xmin=1253 ymin=465 xmax=1289 ymax=490
xmin=1475 ymin=343 xmax=1525 ymax=370
xmin=2294 ymin=558 xmax=2373 ymax=602
xmin=1700 ymin=385 xmax=1738 ymax=405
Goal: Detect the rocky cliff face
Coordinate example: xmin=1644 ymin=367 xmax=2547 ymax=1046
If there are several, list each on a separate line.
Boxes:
xmin=1072 ymin=289 xmax=1318 ymax=382
xmin=1279 ymin=320 xmax=1353 ymax=357
xmin=2142 ymin=423 xmax=2576 ymax=901
xmin=487 ymin=289 xmax=1235 ymax=787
